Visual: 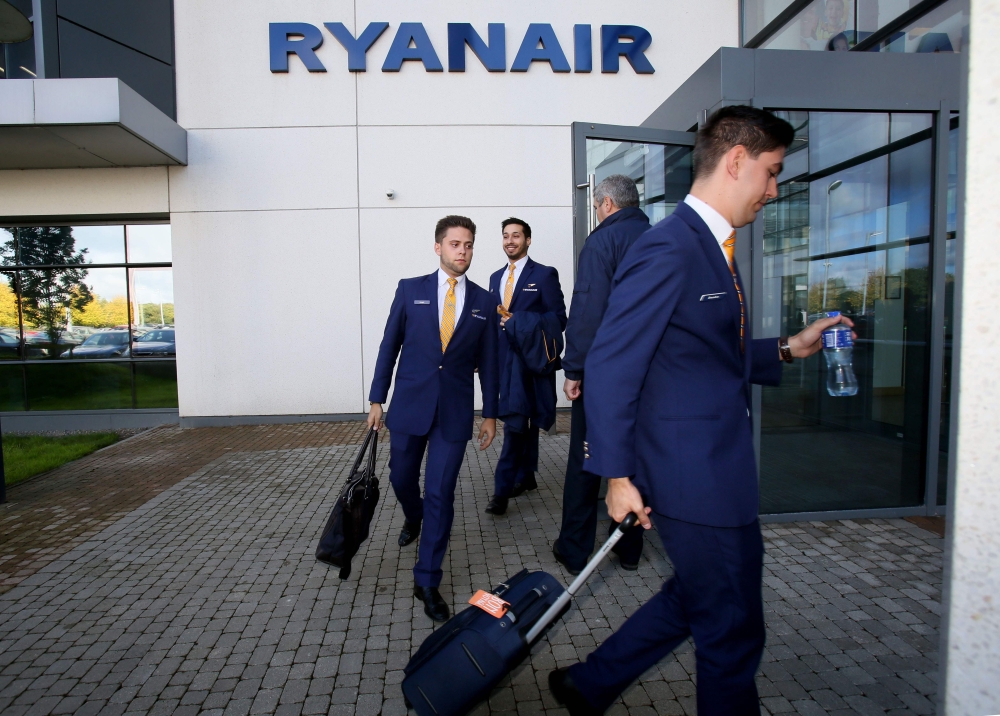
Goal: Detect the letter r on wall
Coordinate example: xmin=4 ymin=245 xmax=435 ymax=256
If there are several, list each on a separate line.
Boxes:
xmin=270 ymin=23 xmax=326 ymax=72
xmin=601 ymin=25 xmax=654 ymax=74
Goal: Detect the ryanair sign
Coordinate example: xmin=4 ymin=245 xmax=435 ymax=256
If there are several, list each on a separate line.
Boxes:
xmin=269 ymin=22 xmax=654 ymax=74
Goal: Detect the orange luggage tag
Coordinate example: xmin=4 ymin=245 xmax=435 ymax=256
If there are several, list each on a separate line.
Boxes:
xmin=468 ymin=590 xmax=510 ymax=618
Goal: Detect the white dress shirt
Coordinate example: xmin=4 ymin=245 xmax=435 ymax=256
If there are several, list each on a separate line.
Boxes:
xmin=684 ymin=194 xmax=734 ymax=265
xmin=502 ymin=254 xmax=529 ymax=305
xmin=437 ymin=268 xmax=466 ymax=327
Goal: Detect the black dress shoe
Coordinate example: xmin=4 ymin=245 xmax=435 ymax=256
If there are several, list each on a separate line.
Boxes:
xmin=511 ymin=472 xmax=538 ymax=497
xmin=398 ymin=520 xmax=421 ymax=547
xmin=485 ymin=496 xmax=508 ymax=515
xmin=413 ymin=585 xmax=450 ymax=622
xmin=552 ymin=541 xmax=582 ymax=576
xmin=549 ymin=667 xmax=602 ymax=715
xmin=617 ymin=557 xmax=639 ymax=571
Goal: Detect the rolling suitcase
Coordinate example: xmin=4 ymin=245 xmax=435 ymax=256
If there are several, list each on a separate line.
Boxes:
xmin=401 ymin=513 xmax=640 ymax=716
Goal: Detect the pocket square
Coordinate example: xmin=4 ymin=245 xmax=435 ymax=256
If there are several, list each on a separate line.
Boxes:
xmin=699 ymin=292 xmax=726 ymax=301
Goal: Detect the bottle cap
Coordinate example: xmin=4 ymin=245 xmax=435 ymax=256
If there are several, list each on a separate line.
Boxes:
xmin=826 ymin=311 xmax=841 ymax=318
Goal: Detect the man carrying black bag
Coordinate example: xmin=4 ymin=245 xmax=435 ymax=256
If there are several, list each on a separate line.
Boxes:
xmin=367 ymin=215 xmax=499 ymax=622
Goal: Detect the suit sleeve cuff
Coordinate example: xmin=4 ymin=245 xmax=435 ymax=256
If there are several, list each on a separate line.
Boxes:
xmin=563 ymin=369 xmax=583 ymax=380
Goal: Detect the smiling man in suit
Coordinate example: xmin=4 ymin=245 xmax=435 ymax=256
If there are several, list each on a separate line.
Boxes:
xmin=485 ymin=218 xmax=567 ymax=515
xmin=367 ymin=215 xmax=499 ymax=623
xmin=548 ymin=107 xmax=855 ymax=714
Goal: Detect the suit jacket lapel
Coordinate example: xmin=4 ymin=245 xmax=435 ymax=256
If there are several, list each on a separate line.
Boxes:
xmin=448 ymin=281 xmax=477 ymax=348
xmin=677 ymin=204 xmax=743 ymax=355
xmin=510 ymin=257 xmax=535 ymax=312
xmin=423 ymin=272 xmax=441 ymax=348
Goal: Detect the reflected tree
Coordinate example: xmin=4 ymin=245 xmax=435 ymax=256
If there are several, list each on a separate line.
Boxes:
xmin=1 ymin=227 xmax=93 ymax=357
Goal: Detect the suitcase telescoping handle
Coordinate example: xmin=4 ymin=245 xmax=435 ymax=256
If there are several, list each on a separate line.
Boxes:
xmin=524 ymin=513 xmax=640 ymax=644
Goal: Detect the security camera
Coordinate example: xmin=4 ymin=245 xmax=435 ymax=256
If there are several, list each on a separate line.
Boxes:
xmin=386 ymin=189 xmax=395 ymax=200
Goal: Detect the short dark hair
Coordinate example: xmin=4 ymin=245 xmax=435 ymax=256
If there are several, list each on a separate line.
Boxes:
xmin=692 ymin=106 xmax=795 ymax=181
xmin=501 ymin=217 xmax=531 ymax=239
xmin=435 ymin=215 xmax=477 ymax=243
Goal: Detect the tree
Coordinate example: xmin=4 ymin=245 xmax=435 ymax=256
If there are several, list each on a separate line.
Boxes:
xmin=1 ymin=227 xmax=93 ymax=356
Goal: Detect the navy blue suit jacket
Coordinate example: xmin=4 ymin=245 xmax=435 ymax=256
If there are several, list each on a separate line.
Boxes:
xmin=489 ymin=257 xmax=567 ymax=377
xmin=584 ymin=203 xmax=783 ymax=527
xmin=562 ymin=206 xmax=651 ymax=380
xmin=369 ymin=272 xmax=499 ymax=443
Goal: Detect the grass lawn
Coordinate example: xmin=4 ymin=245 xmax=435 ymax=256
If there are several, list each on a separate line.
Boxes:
xmin=3 ymin=432 xmax=120 ymax=487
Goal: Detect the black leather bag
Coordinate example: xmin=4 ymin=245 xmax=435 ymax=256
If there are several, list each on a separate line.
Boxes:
xmin=315 ymin=428 xmax=380 ymax=579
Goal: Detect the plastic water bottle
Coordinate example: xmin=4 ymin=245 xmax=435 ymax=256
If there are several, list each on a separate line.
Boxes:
xmin=822 ymin=311 xmax=858 ymax=397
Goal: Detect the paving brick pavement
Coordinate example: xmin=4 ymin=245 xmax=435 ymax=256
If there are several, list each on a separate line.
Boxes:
xmin=0 ymin=420 xmax=942 ymax=715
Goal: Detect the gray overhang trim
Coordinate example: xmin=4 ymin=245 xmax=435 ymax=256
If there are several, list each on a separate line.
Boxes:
xmin=0 ymin=78 xmax=187 ymax=169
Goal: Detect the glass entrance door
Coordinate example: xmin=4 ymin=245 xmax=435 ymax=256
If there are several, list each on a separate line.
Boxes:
xmin=572 ymin=124 xmax=696 ymax=266
xmin=759 ymin=110 xmax=936 ymax=514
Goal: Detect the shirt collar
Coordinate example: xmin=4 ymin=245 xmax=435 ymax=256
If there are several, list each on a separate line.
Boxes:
xmin=684 ymin=194 xmax=734 ymax=247
xmin=437 ymin=268 xmax=466 ymax=287
xmin=507 ymin=254 xmax=529 ymax=271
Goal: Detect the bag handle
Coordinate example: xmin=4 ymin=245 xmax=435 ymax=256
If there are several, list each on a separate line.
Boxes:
xmin=349 ymin=427 xmax=377 ymax=476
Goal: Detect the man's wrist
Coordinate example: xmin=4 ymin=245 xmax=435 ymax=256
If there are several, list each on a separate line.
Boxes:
xmin=778 ymin=337 xmax=794 ymax=363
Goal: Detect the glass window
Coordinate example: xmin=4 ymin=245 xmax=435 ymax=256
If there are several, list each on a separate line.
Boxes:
xmin=809 ymin=112 xmax=889 ymax=172
xmin=875 ymin=0 xmax=968 ymax=52
xmin=135 ymin=361 xmax=178 ymax=408
xmin=586 ymin=139 xmax=692 ymax=226
xmin=25 ymin=362 xmax=133 ymax=410
xmin=760 ymin=0 xmax=858 ymax=51
xmin=20 ymin=268 xmax=128 ymax=359
xmin=127 ymin=225 xmax=172 ymax=263
xmin=760 ymin=110 xmax=934 ymax=514
xmin=743 ymin=0 xmax=802 ymax=44
xmin=129 ymin=268 xmax=174 ymax=331
xmin=0 ymin=223 xmax=176 ymax=411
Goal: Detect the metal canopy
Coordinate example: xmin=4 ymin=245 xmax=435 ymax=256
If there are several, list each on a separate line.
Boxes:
xmin=0 ymin=78 xmax=187 ymax=168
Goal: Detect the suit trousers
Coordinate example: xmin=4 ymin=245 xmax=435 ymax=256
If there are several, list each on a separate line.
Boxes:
xmin=555 ymin=397 xmax=643 ymax=571
xmin=388 ymin=418 xmax=468 ymax=588
xmin=570 ymin=514 xmax=765 ymax=715
xmin=492 ymin=420 xmax=539 ymax=497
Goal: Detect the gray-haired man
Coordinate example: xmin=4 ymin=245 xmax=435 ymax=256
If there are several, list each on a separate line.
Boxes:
xmin=552 ymin=174 xmax=651 ymax=574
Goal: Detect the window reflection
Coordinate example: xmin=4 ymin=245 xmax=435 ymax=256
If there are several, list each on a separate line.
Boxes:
xmin=875 ymin=0 xmax=968 ymax=52
xmin=743 ymin=0 xmax=801 ymax=44
xmin=0 ymin=223 xmax=177 ymax=410
xmin=127 ymin=225 xmax=172 ymax=263
xmin=760 ymin=110 xmax=934 ymax=513
xmin=586 ymin=139 xmax=692 ymax=225
xmin=129 ymin=268 xmax=174 ymax=332
xmin=760 ymin=0 xmax=858 ymax=50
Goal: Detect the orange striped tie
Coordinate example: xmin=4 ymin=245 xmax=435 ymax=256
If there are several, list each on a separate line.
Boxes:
xmin=440 ymin=278 xmax=457 ymax=352
xmin=502 ymin=264 xmax=516 ymax=310
xmin=723 ymin=231 xmax=745 ymax=353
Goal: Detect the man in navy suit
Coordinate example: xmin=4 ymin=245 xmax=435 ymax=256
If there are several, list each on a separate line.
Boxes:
xmin=549 ymin=107 xmax=854 ymax=714
xmin=485 ymin=218 xmax=566 ymax=515
xmin=554 ymin=175 xmax=650 ymax=575
xmin=367 ymin=215 xmax=499 ymax=623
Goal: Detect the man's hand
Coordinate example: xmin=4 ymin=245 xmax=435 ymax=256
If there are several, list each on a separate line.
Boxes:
xmin=478 ymin=418 xmax=497 ymax=450
xmin=787 ymin=314 xmax=857 ymax=359
xmin=563 ymin=378 xmax=582 ymax=401
xmin=366 ymin=403 xmax=384 ymax=431
xmin=500 ymin=314 xmax=512 ymax=327
xmin=605 ymin=477 xmax=652 ymax=529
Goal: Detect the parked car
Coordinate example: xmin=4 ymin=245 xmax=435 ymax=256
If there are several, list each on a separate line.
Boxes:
xmin=63 ymin=330 xmax=131 ymax=359
xmin=0 ymin=331 xmax=20 ymax=358
xmin=23 ymin=329 xmax=83 ymax=358
xmin=132 ymin=329 xmax=175 ymax=357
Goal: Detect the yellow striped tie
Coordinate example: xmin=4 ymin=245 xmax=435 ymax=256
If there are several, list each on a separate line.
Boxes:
xmin=723 ymin=231 xmax=745 ymax=353
xmin=502 ymin=263 xmax=516 ymax=309
xmin=440 ymin=278 xmax=458 ymax=352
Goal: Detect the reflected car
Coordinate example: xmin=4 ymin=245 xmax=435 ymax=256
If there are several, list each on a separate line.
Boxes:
xmin=63 ymin=330 xmax=131 ymax=359
xmin=0 ymin=331 xmax=20 ymax=358
xmin=132 ymin=329 xmax=175 ymax=357
xmin=24 ymin=329 xmax=83 ymax=358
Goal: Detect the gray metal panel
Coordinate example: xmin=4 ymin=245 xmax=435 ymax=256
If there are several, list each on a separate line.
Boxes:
xmin=179 ymin=413 xmax=368 ymax=428
xmin=57 ymin=17 xmax=175 ymax=118
xmin=760 ymin=505 xmax=927 ymax=523
xmin=643 ymin=48 xmax=961 ymax=129
xmin=0 ymin=78 xmax=186 ymax=168
xmin=642 ymin=48 xmax=756 ymax=131
xmin=56 ymin=0 xmax=173 ymax=65
xmin=0 ymin=408 xmax=178 ymax=432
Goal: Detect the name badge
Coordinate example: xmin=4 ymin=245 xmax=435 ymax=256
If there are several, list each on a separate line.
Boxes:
xmin=700 ymin=292 xmax=726 ymax=301
xmin=472 ymin=314 xmax=487 ymax=321
xmin=414 ymin=300 xmax=431 ymax=305
xmin=522 ymin=288 xmax=538 ymax=292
